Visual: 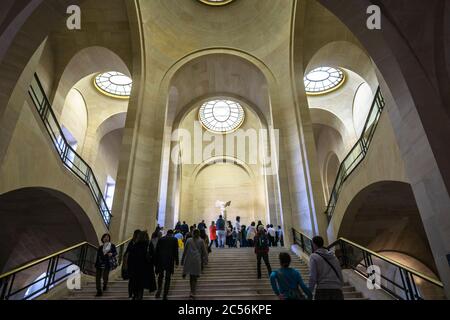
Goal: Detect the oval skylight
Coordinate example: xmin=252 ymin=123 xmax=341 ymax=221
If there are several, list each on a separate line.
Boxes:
xmin=198 ymin=0 xmax=235 ymax=6
xmin=94 ymin=71 xmax=132 ymax=98
xmin=199 ymin=99 xmax=245 ymax=134
xmin=304 ymin=67 xmax=345 ymax=95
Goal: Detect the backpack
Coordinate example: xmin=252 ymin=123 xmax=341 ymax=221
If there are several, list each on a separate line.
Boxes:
xmin=217 ymin=219 xmax=225 ymax=230
xmin=257 ymin=235 xmax=269 ymax=249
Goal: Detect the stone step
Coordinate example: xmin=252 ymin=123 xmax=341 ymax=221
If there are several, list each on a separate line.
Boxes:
xmin=66 ymin=247 xmax=366 ymax=301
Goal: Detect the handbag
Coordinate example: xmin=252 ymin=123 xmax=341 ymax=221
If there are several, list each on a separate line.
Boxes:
xmin=110 ymin=255 xmax=118 ymax=270
xmin=276 ymin=271 xmax=305 ymax=300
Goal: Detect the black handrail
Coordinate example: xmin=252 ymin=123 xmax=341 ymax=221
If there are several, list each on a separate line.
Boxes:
xmin=0 ymin=239 xmax=130 ymax=300
xmin=28 ymin=73 xmax=112 ymax=227
xmin=292 ymin=228 xmax=445 ymax=300
xmin=325 ymin=87 xmax=385 ymax=222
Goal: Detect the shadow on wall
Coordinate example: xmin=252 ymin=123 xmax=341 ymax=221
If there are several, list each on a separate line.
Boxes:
xmin=0 ymin=187 xmax=98 ymax=274
xmin=338 ymin=181 xmax=439 ymax=278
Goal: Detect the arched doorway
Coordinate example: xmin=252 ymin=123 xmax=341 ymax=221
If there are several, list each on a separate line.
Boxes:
xmin=0 ymin=187 xmax=97 ymax=274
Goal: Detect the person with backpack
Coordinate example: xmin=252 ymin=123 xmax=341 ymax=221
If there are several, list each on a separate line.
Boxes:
xmin=309 ymin=236 xmax=344 ymax=300
xmin=254 ymin=225 xmax=272 ymax=279
xmin=216 ymin=215 xmax=226 ymax=248
xmin=270 ymin=253 xmax=312 ymax=300
xmin=181 ymin=221 xmax=189 ymax=236
xmin=198 ymin=220 xmax=207 ymax=231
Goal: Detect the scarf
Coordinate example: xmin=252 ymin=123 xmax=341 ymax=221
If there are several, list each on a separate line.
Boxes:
xmin=103 ymin=242 xmax=111 ymax=255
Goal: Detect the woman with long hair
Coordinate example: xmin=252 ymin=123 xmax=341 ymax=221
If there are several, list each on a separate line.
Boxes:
xmin=95 ymin=234 xmax=118 ymax=297
xmin=182 ymin=229 xmax=207 ymax=300
xmin=128 ymin=231 xmax=157 ymax=300
xmin=122 ymin=229 xmax=141 ymax=299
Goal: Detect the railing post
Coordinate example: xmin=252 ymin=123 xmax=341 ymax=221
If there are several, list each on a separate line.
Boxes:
xmin=0 ymin=277 xmax=8 ymax=300
xmin=301 ymin=234 xmax=305 ymax=253
xmin=403 ymin=271 xmax=416 ymax=301
xmin=78 ymin=244 xmax=87 ymax=273
xmin=44 ymin=258 xmax=55 ymax=294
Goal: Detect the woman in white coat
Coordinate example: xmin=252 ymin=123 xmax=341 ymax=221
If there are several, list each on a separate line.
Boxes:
xmin=182 ymin=229 xmax=207 ymax=300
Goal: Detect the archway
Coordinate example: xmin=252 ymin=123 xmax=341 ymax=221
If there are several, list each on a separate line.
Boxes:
xmin=338 ymin=181 xmax=438 ymax=276
xmin=0 ymin=187 xmax=97 ymax=274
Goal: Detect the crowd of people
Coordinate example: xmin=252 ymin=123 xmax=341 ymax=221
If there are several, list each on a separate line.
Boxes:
xmin=94 ymin=216 xmax=344 ymax=301
xmin=174 ymin=216 xmax=285 ymax=249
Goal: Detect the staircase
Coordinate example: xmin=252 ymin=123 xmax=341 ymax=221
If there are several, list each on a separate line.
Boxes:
xmin=66 ymin=247 xmax=366 ymax=300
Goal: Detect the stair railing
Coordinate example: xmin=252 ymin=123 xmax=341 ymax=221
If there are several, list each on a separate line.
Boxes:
xmin=0 ymin=238 xmax=130 ymax=300
xmin=28 ymin=73 xmax=112 ymax=227
xmin=325 ymin=87 xmax=385 ymax=222
xmin=292 ymin=228 xmax=445 ymax=300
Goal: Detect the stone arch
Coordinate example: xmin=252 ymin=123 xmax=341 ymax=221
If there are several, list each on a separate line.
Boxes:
xmin=192 ymin=156 xmax=256 ymax=182
xmin=324 ymin=152 xmax=340 ymax=200
xmin=338 ymin=180 xmax=437 ymax=276
xmin=305 ymin=40 xmax=379 ymax=92
xmin=163 ymin=50 xmax=275 ymax=130
xmin=96 ymin=112 xmax=127 ymax=145
xmin=52 ymin=46 xmax=131 ymax=116
xmin=317 ymin=0 xmax=450 ymax=297
xmin=309 ymin=107 xmax=353 ymax=149
xmin=0 ymin=187 xmax=98 ymax=274
xmin=159 ymin=50 xmax=280 ymax=230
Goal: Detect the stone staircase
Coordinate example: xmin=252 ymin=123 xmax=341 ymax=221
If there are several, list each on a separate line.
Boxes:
xmin=66 ymin=247 xmax=366 ymax=300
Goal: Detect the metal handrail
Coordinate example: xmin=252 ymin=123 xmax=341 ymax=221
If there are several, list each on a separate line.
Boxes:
xmin=292 ymin=228 xmax=445 ymax=300
xmin=0 ymin=242 xmax=88 ymax=280
xmin=28 ymin=73 xmax=112 ymax=227
xmin=332 ymin=237 xmax=443 ymax=288
xmin=325 ymin=87 xmax=385 ymax=222
xmin=0 ymin=238 xmax=131 ymax=300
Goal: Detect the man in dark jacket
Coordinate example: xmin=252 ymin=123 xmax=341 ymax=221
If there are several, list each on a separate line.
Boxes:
xmin=181 ymin=221 xmax=189 ymax=236
xmin=154 ymin=230 xmax=179 ymax=300
xmin=254 ymin=226 xmax=272 ymax=279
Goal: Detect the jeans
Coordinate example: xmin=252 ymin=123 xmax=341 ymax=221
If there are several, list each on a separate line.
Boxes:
xmin=209 ymin=239 xmax=218 ymax=249
xmin=95 ymin=268 xmax=110 ymax=293
xmin=217 ymin=230 xmax=226 ymax=248
xmin=256 ymin=253 xmax=272 ymax=278
xmin=156 ymin=270 xmax=172 ymax=299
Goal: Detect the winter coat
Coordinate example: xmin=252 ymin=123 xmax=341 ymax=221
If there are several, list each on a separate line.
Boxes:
xmin=128 ymin=240 xmax=156 ymax=291
xmin=155 ymin=236 xmax=179 ymax=274
xmin=182 ymin=237 xmax=207 ymax=276
xmin=95 ymin=244 xmax=117 ymax=270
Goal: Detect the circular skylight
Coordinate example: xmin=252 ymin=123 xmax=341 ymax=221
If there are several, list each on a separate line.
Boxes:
xmin=198 ymin=0 xmax=235 ymax=6
xmin=199 ymin=100 xmax=245 ymax=134
xmin=304 ymin=67 xmax=345 ymax=95
xmin=94 ymin=71 xmax=132 ymax=98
